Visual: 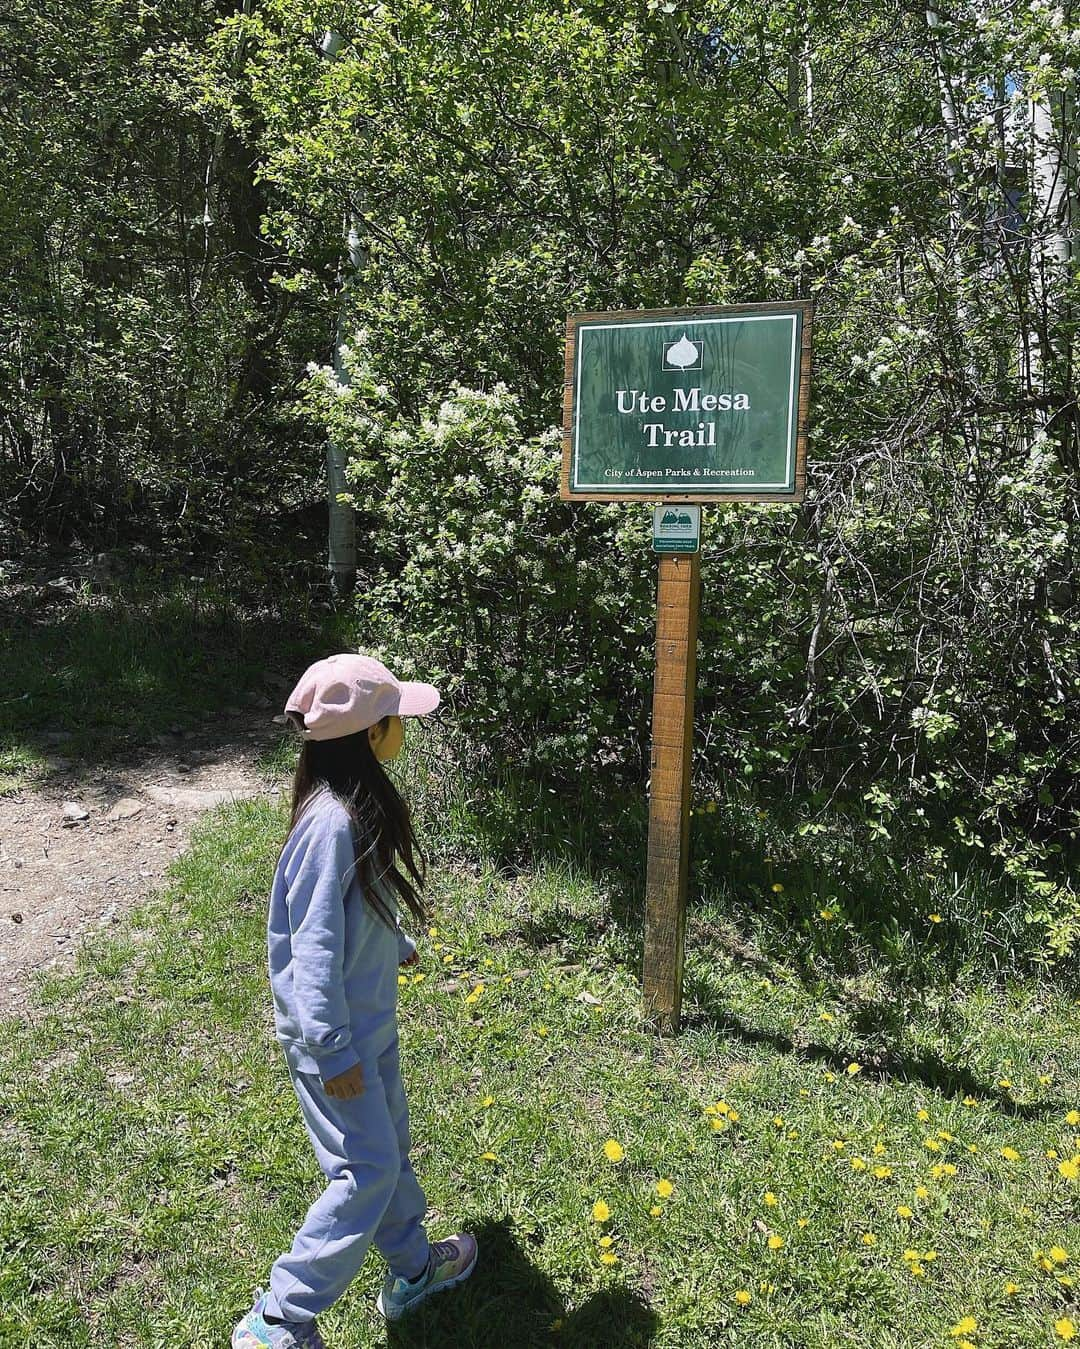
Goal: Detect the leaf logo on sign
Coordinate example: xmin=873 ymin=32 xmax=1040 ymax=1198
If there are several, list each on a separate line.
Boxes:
xmin=664 ymin=334 xmax=701 ymax=369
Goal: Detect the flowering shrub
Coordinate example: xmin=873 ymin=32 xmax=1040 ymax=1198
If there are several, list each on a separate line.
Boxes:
xmin=304 ymin=333 xmax=657 ymax=779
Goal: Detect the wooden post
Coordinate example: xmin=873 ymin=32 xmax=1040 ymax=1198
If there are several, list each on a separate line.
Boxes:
xmin=643 ymin=549 xmax=700 ymax=1034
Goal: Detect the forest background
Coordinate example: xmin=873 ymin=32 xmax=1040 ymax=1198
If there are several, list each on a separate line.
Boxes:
xmin=2 ymin=0 xmax=1078 ymax=960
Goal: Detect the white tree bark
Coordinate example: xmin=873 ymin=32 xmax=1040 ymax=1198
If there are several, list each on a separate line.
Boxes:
xmin=1028 ymin=80 xmax=1075 ymax=393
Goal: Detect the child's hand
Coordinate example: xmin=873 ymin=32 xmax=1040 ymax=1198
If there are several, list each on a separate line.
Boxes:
xmin=324 ymin=1063 xmax=365 ymax=1100
xmin=400 ymin=948 xmax=421 ymax=968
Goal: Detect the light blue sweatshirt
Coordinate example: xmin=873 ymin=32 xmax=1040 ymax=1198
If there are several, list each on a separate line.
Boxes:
xmin=267 ymin=787 xmax=417 ymax=1082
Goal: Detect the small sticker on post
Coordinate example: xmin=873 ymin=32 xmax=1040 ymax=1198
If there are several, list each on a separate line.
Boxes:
xmin=653 ymin=505 xmax=700 ymax=553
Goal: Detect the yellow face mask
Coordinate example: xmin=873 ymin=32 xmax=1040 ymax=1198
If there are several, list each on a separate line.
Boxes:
xmin=368 ymin=714 xmax=405 ymax=763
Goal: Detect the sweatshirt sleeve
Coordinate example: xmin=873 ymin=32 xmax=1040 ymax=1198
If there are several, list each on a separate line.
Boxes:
xmin=396 ymin=921 xmax=417 ymax=964
xmin=283 ymin=810 xmax=362 ymax=1083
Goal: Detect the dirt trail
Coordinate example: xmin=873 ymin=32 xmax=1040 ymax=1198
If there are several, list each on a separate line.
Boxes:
xmin=0 ymin=711 xmax=283 ymax=1020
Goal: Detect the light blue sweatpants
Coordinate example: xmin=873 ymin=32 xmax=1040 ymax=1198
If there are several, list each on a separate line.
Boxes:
xmin=265 ymin=1034 xmax=431 ymax=1322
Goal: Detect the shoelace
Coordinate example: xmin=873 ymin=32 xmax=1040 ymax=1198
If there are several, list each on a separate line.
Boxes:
xmin=428 ymin=1238 xmax=460 ymax=1268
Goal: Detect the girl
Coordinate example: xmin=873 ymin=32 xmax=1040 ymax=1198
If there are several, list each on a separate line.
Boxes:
xmin=233 ymin=653 xmax=477 ymax=1349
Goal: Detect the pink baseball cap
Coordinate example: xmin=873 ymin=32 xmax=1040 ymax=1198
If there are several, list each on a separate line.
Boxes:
xmin=284 ymin=653 xmax=440 ymax=740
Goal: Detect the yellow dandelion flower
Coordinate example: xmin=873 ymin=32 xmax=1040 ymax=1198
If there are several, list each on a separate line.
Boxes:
xmin=873 ymin=1142 xmax=887 ymax=1156
xmin=649 ymin=1204 xmax=662 ymax=1217
xmin=937 ymin=1130 xmax=953 ymax=1142
xmin=824 ymin=1071 xmax=837 ymax=1083
xmin=592 ymin=1200 xmax=610 ymax=1222
xmin=897 ymin=1205 xmax=914 ymax=1218
xmin=1049 ymin=1149 xmax=1060 ymax=1160
xmin=915 ymin=1185 xmax=930 ymax=1199
xmin=862 ymin=1233 xmax=877 ymax=1246
xmin=481 ymin=1095 xmax=495 ymax=1108
xmin=847 ymin=1062 xmax=862 ymax=1076
xmin=773 ymin=1115 xmax=784 ymax=1128
xmin=949 ymin=1315 xmax=977 ymax=1337
xmin=903 ymin=1248 xmax=920 ymax=1261
xmin=917 ymin=1108 xmax=931 ymax=1121
xmin=873 ymin=1166 xmax=893 ymax=1179
xmin=797 ymin=1217 xmax=809 ymax=1228
xmin=599 ymin=1251 xmax=618 ymax=1266
xmin=962 ymin=1096 xmax=978 ymax=1107
xmin=727 ymin=1109 xmax=741 ymax=1122
xmin=1067 ymin=1110 xmax=1080 ymax=1126
xmin=480 ymin=1151 xmax=498 ymax=1161
xmin=929 ymin=913 xmax=942 ymax=923
xmin=1059 ymin=1158 xmax=1080 ymax=1181
xmin=603 ymin=1140 xmax=625 ymax=1164
xmin=924 ymin=1139 xmax=942 ymax=1152
xmin=967 ymin=1144 xmax=978 ymax=1154
xmin=767 ymin=1234 xmax=784 ymax=1250
xmin=398 ymin=973 xmax=408 ymax=986
xmin=831 ymin=1139 xmax=847 ymax=1151
xmin=1055 ymin=1319 xmax=1076 ymax=1342
xmin=772 ymin=883 xmax=784 ymax=893
xmin=851 ymin=1157 xmax=868 ymax=1171
xmin=598 ymin=1235 xmax=613 ymax=1248
xmin=819 ymin=1010 xmax=835 ymax=1022
xmin=1050 ymin=1246 xmax=1070 ymax=1265
xmin=734 ymin=1289 xmax=752 ymax=1306
xmin=1040 ymin=1074 xmax=1052 ymax=1085
xmin=764 ymin=1191 xmax=778 ymax=1207
xmin=909 ymin=1261 xmax=925 ymax=1277
xmin=1003 ymin=1281 xmax=1020 ymax=1295
xmin=442 ymin=953 xmax=454 ymax=964
xmin=715 ymin=1100 xmax=732 ymax=1116
xmin=710 ymin=1117 xmax=728 ymax=1132
xmin=924 ymin=1250 xmax=938 ymax=1261
xmin=656 ymin=1179 xmax=674 ymax=1199
xmin=1000 ymin=1146 xmax=1022 ymax=1161
xmin=999 ymin=1078 xmax=1013 ymax=1089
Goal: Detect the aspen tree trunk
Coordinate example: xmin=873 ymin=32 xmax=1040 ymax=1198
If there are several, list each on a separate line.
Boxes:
xmin=319 ymin=30 xmax=359 ymax=599
xmin=1028 ymin=81 xmax=1075 ymax=396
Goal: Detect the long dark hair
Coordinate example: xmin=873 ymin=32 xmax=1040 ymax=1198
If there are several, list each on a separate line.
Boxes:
xmin=284 ymin=715 xmax=427 ymax=929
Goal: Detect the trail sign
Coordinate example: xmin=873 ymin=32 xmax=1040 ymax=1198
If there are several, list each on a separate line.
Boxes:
xmin=653 ymin=505 xmax=700 ymax=553
xmin=561 ymin=302 xmax=811 ymax=503
xmin=560 ymin=302 xmax=814 ymax=1035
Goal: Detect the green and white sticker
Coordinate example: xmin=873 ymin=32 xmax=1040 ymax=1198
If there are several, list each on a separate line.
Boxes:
xmin=653 ymin=505 xmax=700 ymax=553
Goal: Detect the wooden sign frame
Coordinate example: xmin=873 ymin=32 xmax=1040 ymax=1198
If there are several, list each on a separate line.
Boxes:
xmin=560 ymin=301 xmax=812 ymax=504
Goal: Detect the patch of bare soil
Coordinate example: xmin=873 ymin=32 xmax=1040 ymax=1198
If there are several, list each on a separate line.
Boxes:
xmin=0 ymin=710 xmax=284 ymax=1020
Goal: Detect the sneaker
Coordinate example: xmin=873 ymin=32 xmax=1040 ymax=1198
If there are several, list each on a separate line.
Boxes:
xmin=232 ymin=1288 xmax=328 ymax=1348
xmin=376 ymin=1234 xmax=478 ymax=1321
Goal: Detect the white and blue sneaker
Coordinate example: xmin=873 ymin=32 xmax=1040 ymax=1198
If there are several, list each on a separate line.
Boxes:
xmin=232 ymin=1288 xmax=327 ymax=1348
xmin=376 ymin=1234 xmax=478 ymax=1321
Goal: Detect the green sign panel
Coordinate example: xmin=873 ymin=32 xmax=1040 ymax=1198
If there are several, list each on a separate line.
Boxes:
xmin=562 ymin=304 xmax=809 ymax=500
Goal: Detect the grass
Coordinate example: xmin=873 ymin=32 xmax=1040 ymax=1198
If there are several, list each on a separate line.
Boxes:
xmin=0 ymin=575 xmax=349 ymax=789
xmin=2 ymin=736 xmax=1079 ymax=1348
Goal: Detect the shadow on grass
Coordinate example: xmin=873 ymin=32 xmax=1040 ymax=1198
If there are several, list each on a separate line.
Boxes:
xmin=441 ymin=760 xmax=1078 ymax=992
xmin=385 ymin=1218 xmax=658 ymax=1349
xmin=678 ymin=987 xmax=1065 ymax=1122
xmin=0 ymin=578 xmax=347 ymax=767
